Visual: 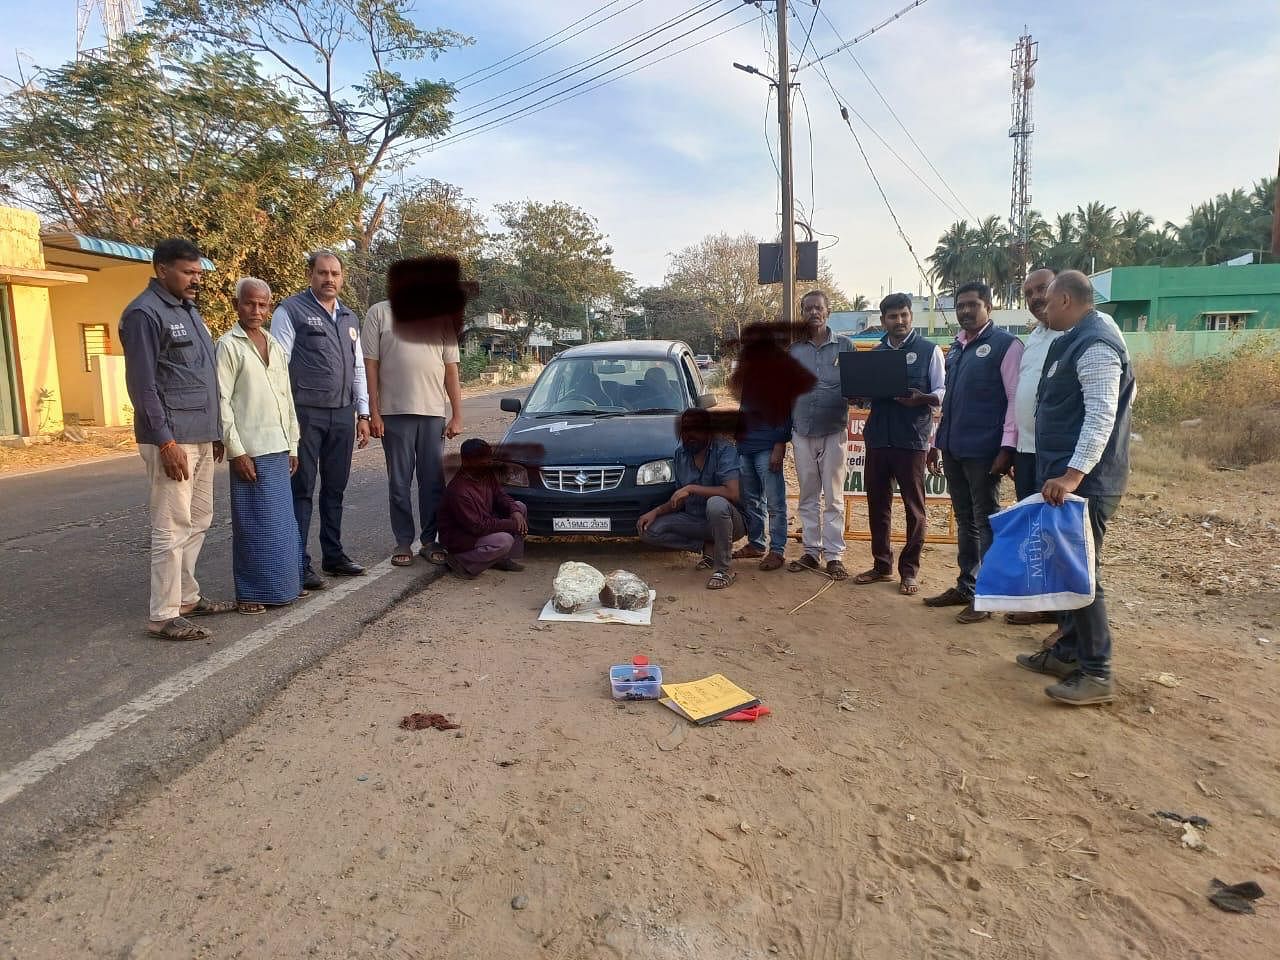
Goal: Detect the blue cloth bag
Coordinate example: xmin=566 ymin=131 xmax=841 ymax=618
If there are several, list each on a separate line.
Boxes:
xmin=974 ymin=494 xmax=1095 ymax=612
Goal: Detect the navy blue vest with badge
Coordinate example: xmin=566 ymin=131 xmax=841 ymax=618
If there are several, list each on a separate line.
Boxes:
xmin=934 ymin=323 xmax=1016 ymax=461
xmin=1035 ymin=310 xmax=1135 ymax=497
xmin=279 ymin=291 xmax=359 ymax=408
xmin=864 ymin=329 xmax=937 ymax=451
xmin=120 ymin=278 xmax=220 ymax=444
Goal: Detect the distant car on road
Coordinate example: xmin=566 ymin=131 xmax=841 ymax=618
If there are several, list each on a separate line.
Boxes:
xmin=694 ymin=354 xmax=714 ymax=370
xmin=496 ymin=340 xmax=716 ymax=537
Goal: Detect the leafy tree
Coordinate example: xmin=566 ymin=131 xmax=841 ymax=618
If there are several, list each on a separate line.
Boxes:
xmin=633 ymin=285 xmax=716 ymax=352
xmin=1073 ymin=201 xmax=1120 ymax=272
xmin=927 ymin=220 xmax=975 ymax=292
xmin=0 ymin=34 xmax=355 ymax=333
xmin=473 ymin=200 xmax=626 ymax=351
xmin=149 ymin=0 xmax=471 ymax=300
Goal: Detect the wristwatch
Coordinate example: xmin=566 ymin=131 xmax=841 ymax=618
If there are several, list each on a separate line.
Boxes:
xmin=358 ymin=414 xmax=372 ymax=422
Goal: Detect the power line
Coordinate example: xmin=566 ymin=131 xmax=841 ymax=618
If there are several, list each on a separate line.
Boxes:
xmin=793 ymin=0 xmax=821 ymax=72
xmin=410 ymin=6 xmax=764 ymax=157
xmin=818 ymin=7 xmax=977 ymax=221
xmin=451 ymin=0 xmax=722 ymax=126
xmin=796 ymin=0 xmax=933 ymax=72
xmin=812 ymin=57 xmax=943 ymax=310
xmin=451 ymin=0 xmax=637 ymax=88
xmin=796 ymin=84 xmax=816 ymax=230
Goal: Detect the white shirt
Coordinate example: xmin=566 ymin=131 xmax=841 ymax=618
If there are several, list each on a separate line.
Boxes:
xmin=1014 ymin=323 xmax=1063 ymax=454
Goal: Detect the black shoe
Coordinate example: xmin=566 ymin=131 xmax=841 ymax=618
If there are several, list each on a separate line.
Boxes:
xmin=493 ymin=559 xmax=525 ymax=572
xmin=923 ymin=586 xmax=970 ymax=607
xmin=1016 ymin=649 xmax=1076 ymax=679
xmin=322 ymin=557 xmax=366 ymax=577
xmin=302 ymin=568 xmax=326 ymax=591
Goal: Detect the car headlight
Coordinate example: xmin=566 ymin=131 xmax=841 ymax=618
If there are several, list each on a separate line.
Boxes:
xmin=636 ymin=459 xmax=674 ymax=485
xmin=499 ymin=462 xmax=529 ymax=487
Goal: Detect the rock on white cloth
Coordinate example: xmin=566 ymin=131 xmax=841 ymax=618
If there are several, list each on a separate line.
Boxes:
xmin=552 ymin=561 xmax=607 ymax=613
xmin=600 ymin=570 xmax=651 ymax=610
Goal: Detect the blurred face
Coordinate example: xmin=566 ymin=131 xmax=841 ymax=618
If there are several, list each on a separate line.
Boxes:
xmin=801 ymin=294 xmax=829 ymax=338
xmin=955 ymin=291 xmax=990 ymax=335
xmin=309 ymin=255 xmax=344 ymax=302
xmin=881 ymin=305 xmax=913 ymax=342
xmin=1022 ymin=270 xmax=1055 ymax=323
xmin=156 ymin=258 xmax=203 ymax=300
xmin=235 ymin=284 xmax=272 ymax=330
xmin=679 ymin=414 xmax=711 ymax=453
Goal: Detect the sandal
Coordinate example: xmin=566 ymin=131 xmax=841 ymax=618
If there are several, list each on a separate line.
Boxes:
xmin=853 ymin=568 xmax=893 ymax=585
xmin=759 ymin=553 xmax=785 ymax=571
xmin=391 ymin=550 xmax=415 ymax=567
xmin=788 ymin=554 xmax=820 ymax=573
xmin=147 ymin=616 xmax=210 ymax=641
xmin=707 ymin=570 xmax=736 ymax=590
xmin=694 ymin=555 xmax=715 ymax=571
xmin=826 ymin=560 xmax=850 ymax=581
xmin=237 ymin=602 xmax=267 ymax=616
xmin=899 ymin=578 xmax=920 ymax=596
xmin=419 ymin=543 xmax=449 ymax=565
xmin=184 ymin=597 xmax=236 ymax=617
xmin=731 ymin=545 xmax=766 ymax=560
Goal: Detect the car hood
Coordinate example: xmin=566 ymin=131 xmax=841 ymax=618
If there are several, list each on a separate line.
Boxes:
xmin=500 ymin=413 xmax=680 ymax=466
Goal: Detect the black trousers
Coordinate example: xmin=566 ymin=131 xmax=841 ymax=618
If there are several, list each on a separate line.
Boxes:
xmin=865 ymin=447 xmax=928 ymax=579
xmin=292 ymin=403 xmax=355 ymax=571
xmin=942 ymin=454 xmax=1002 ymax=599
xmin=1013 ymin=451 xmax=1039 ymax=501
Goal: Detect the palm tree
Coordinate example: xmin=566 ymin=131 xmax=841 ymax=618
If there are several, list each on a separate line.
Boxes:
xmin=852 ymin=294 xmax=870 ymax=310
xmin=1024 ymin=209 xmax=1053 ymax=269
xmin=928 ymin=220 xmax=976 ymax=291
xmin=1117 ymin=209 xmax=1154 ymax=265
xmin=1177 ymin=198 xmax=1249 ymax=264
xmin=1074 ymin=202 xmax=1120 ymax=272
xmin=970 ymin=215 xmax=1014 ymax=302
xmin=1044 ymin=212 xmax=1078 ymax=271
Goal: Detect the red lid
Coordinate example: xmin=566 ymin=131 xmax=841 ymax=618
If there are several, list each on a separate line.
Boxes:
xmin=632 ymin=655 xmax=649 ymax=666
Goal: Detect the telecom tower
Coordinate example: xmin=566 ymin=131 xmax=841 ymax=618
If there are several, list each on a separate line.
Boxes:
xmin=77 ymin=0 xmax=141 ymax=57
xmin=1008 ymin=30 xmax=1038 ymax=305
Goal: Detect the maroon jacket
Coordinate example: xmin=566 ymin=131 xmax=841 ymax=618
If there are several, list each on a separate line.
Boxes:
xmin=438 ymin=470 xmax=522 ymax=553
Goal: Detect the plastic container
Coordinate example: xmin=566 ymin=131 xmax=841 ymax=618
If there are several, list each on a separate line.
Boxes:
xmin=609 ymin=655 xmax=663 ymax=701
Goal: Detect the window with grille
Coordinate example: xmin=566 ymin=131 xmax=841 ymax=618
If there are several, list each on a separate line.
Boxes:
xmin=81 ymin=323 xmax=111 ymax=372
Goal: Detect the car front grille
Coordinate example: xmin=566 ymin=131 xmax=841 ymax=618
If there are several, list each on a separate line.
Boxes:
xmin=540 ymin=465 xmax=626 ymax=493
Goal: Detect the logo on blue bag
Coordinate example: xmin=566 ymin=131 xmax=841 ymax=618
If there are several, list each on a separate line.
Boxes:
xmin=1017 ymin=514 xmax=1056 ymax=583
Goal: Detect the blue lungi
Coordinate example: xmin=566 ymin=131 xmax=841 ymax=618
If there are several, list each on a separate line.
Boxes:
xmin=231 ymin=451 xmax=303 ymax=604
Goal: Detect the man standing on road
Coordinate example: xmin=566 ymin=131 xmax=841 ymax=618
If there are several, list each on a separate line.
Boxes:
xmin=788 ymin=290 xmax=856 ymax=581
xmin=1006 ymin=268 xmax=1063 ymax=627
xmin=216 ymin=278 xmax=303 ymax=615
xmin=924 ymin=281 xmax=1024 ymax=623
xmin=119 ymin=238 xmax=235 ymax=641
xmin=362 ymin=271 xmax=463 ymax=569
xmin=1015 ymin=271 xmax=1135 ymax=706
xmin=853 ymin=293 xmax=945 ymax=597
xmin=638 ymin=408 xmax=745 ymax=590
xmin=271 ymin=251 xmax=370 ymax=591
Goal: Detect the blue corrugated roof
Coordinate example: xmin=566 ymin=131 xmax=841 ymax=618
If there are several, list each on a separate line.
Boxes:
xmin=53 ymin=233 xmax=216 ymax=270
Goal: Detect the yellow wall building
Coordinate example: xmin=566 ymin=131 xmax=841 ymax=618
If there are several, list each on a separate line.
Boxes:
xmin=0 ymin=205 xmax=214 ymax=437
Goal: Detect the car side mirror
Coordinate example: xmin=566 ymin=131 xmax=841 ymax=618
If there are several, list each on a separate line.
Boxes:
xmin=698 ymin=393 xmax=718 ymax=409
xmin=500 ymin=398 xmax=522 ymax=414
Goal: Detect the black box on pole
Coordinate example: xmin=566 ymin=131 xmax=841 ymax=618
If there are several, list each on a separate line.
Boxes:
xmin=757 ymin=241 xmax=819 ymax=284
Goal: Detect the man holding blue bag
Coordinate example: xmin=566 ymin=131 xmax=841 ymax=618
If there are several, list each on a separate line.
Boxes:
xmin=1015 ymin=271 xmax=1135 ymax=706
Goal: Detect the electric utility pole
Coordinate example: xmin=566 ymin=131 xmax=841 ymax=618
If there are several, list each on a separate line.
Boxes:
xmin=776 ymin=0 xmax=797 ymax=325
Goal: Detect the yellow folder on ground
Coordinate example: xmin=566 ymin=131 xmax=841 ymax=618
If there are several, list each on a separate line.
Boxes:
xmin=660 ymin=674 xmax=758 ymax=725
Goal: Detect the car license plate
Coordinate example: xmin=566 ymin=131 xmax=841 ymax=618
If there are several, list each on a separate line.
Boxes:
xmin=553 ymin=517 xmax=611 ymax=533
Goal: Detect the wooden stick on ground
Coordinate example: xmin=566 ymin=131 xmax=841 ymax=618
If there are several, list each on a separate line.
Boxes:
xmin=789 ymin=578 xmax=835 ymax=615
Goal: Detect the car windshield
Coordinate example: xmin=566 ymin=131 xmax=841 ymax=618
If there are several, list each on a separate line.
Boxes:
xmin=522 ymin=357 xmax=687 ymax=415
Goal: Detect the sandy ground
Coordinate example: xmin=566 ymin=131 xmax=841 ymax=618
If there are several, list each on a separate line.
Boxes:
xmin=2 ymin=440 xmax=1279 ymax=959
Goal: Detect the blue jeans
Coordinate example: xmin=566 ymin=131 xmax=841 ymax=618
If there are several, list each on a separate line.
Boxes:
xmin=738 ymin=450 xmax=788 ymax=555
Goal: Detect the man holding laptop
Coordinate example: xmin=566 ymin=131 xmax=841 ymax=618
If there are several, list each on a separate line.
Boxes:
xmin=850 ymin=293 xmax=945 ymax=596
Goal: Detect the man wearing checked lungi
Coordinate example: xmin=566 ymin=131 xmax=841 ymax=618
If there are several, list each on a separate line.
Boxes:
xmin=216 ymin=278 xmax=305 ymax=614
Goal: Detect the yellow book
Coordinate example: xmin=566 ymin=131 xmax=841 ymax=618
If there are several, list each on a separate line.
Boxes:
xmin=660 ymin=674 xmax=758 ymax=725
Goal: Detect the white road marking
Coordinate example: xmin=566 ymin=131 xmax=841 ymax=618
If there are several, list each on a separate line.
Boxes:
xmin=0 ymin=559 xmax=396 ymax=806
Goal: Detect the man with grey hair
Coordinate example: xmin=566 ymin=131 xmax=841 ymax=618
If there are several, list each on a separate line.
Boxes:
xmin=218 ymin=278 xmax=303 ymax=612
xmin=272 ymin=251 xmax=370 ymax=590
xmin=1015 ymin=269 xmax=1135 ymax=706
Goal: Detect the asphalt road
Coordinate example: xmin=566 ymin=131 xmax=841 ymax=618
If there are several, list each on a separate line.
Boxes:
xmin=0 ymin=386 xmax=526 ymax=894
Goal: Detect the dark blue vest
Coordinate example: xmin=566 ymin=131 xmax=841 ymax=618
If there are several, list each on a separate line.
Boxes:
xmin=1035 ymin=311 xmax=1135 ymax=497
xmin=864 ymin=330 xmax=936 ymax=451
xmin=935 ymin=323 xmax=1017 ymax=461
xmin=279 ymin=291 xmax=360 ymax=409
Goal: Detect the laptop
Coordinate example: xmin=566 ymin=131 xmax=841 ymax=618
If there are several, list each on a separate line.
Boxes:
xmin=838 ymin=349 xmax=909 ymax=400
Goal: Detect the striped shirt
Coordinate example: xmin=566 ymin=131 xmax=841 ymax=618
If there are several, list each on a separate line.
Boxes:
xmin=1068 ymin=342 xmax=1122 ymax=475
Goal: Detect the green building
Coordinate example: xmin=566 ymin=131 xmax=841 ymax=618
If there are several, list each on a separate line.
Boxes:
xmin=1091 ymin=263 xmax=1280 ymax=333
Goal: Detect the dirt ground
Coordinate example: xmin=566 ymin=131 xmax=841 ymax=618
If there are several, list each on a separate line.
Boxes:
xmin=2 ymin=438 xmax=1279 ymax=959
xmin=0 ymin=428 xmax=136 ymax=475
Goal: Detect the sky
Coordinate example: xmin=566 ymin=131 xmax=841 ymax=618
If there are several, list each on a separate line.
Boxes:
xmin=8 ymin=0 xmax=1280 ymax=300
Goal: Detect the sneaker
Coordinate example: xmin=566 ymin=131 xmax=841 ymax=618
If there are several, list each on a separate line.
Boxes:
xmin=1016 ymin=649 xmax=1077 ymax=679
xmin=923 ymin=586 xmax=970 ymax=607
xmin=1046 ymin=670 xmax=1114 ymax=706
xmin=955 ymin=603 xmax=991 ymax=624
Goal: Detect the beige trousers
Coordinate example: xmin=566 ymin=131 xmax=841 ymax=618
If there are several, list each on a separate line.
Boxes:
xmin=792 ymin=431 xmax=848 ymax=563
xmin=138 ymin=442 xmax=215 ymax=621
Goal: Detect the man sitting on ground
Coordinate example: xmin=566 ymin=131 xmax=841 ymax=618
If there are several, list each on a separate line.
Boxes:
xmin=437 ymin=439 xmax=528 ymax=578
xmin=637 ymin=408 xmax=745 ymax=589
